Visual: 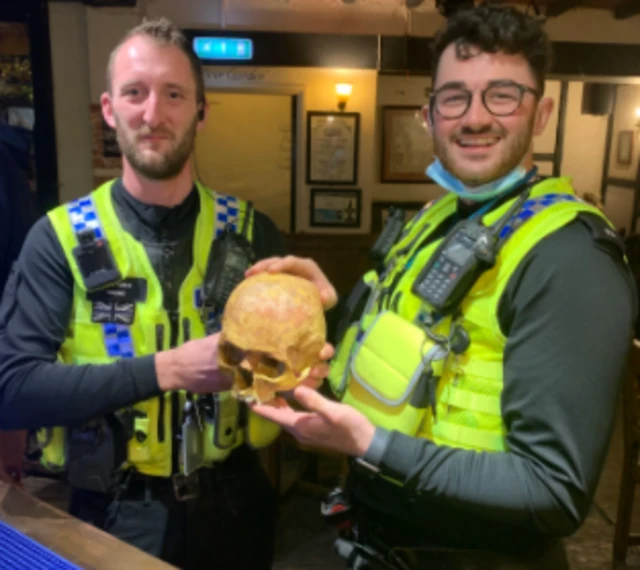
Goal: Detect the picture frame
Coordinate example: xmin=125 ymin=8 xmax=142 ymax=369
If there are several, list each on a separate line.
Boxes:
xmin=371 ymin=201 xmax=424 ymax=233
xmin=381 ymin=106 xmax=434 ymax=183
xmin=617 ymin=130 xmax=634 ymax=166
xmin=306 ymin=111 xmax=359 ymax=185
xmin=310 ymin=188 xmax=361 ymax=228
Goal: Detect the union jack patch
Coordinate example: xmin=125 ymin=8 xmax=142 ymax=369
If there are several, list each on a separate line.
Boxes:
xmin=91 ymin=300 xmax=135 ymax=325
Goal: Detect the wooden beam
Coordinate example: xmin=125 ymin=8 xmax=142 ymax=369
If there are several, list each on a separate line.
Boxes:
xmin=546 ymin=0 xmax=582 ymax=17
xmin=614 ymin=0 xmax=640 ymax=19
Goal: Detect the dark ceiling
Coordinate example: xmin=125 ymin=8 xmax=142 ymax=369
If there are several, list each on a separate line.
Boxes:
xmin=507 ymin=0 xmax=640 ymax=19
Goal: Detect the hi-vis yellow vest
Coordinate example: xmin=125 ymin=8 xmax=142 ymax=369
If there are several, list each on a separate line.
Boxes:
xmin=39 ymin=180 xmax=280 ymax=477
xmin=329 ymin=177 xmax=611 ymax=453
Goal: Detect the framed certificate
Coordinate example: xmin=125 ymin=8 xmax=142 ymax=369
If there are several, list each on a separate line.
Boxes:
xmin=306 ymin=111 xmax=359 ymax=185
xmin=310 ymin=188 xmax=361 ymax=228
xmin=381 ymin=106 xmax=433 ymax=183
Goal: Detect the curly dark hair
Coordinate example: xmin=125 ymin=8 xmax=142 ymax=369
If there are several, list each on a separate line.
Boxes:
xmin=431 ymin=4 xmax=552 ymax=94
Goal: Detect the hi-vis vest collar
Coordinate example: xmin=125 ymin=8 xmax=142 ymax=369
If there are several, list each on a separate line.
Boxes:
xmin=40 ymin=180 xmax=280 ymax=478
xmin=329 ymin=177 xmax=612 ymax=454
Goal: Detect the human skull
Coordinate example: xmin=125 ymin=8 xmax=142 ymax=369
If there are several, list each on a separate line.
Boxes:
xmin=219 ymin=273 xmax=327 ymax=404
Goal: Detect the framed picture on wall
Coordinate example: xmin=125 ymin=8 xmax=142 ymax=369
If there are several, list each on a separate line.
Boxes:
xmin=306 ymin=111 xmax=359 ymax=185
xmin=617 ymin=130 xmax=634 ymax=166
xmin=310 ymin=188 xmax=361 ymax=228
xmin=381 ymin=106 xmax=434 ymax=183
xmin=371 ymin=200 xmax=424 ymax=233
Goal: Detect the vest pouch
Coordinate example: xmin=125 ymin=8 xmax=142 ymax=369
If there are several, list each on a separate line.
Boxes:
xmin=333 ymin=270 xmax=378 ymax=347
xmin=37 ymin=427 xmax=68 ymax=472
xmin=329 ymin=313 xmax=379 ymax=399
xmin=202 ymin=392 xmax=238 ymax=464
xmin=66 ymin=415 xmax=128 ymax=493
xmin=328 ymin=323 xmax=359 ymax=398
xmin=124 ymin=407 xmax=152 ymax=464
xmin=342 ymin=311 xmax=446 ymax=436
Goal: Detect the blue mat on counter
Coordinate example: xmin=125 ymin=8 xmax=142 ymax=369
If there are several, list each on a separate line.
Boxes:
xmin=0 ymin=519 xmax=82 ymax=569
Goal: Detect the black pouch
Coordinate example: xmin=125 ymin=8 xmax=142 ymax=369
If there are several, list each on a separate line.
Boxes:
xmin=66 ymin=414 xmax=128 ymax=493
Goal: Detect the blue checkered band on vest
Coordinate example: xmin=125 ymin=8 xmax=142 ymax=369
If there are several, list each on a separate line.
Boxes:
xmin=215 ymin=193 xmax=240 ymax=237
xmin=66 ymin=194 xmax=136 ymax=359
xmin=498 ymin=193 xmax=579 ymax=242
xmin=104 ymin=323 xmax=134 ymax=359
xmin=67 ymin=196 xmax=104 ymax=240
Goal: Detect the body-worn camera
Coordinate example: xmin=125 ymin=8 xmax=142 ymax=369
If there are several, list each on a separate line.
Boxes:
xmin=72 ymin=228 xmax=121 ymax=291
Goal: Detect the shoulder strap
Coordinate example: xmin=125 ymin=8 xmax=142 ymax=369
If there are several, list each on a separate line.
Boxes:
xmin=576 ymin=211 xmax=625 ymax=257
xmin=212 ymin=191 xmax=255 ymax=242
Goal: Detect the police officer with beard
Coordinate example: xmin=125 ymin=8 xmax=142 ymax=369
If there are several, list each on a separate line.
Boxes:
xmin=0 ymin=18 xmax=329 ymax=570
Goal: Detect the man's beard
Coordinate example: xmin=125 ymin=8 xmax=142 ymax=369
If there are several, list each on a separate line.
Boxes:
xmin=433 ymin=115 xmax=534 ymax=187
xmin=116 ymin=115 xmax=198 ymax=181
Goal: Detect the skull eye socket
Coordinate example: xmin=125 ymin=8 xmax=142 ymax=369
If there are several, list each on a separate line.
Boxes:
xmin=255 ymin=355 xmax=286 ymax=379
xmin=220 ymin=342 xmax=245 ymax=366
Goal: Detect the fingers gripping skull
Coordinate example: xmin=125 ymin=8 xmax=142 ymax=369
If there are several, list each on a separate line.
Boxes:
xmin=219 ymin=273 xmax=327 ymax=404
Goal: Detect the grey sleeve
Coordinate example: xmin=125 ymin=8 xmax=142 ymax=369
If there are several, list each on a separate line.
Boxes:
xmin=0 ymin=216 xmax=160 ymax=430
xmin=367 ymin=219 xmax=635 ymax=536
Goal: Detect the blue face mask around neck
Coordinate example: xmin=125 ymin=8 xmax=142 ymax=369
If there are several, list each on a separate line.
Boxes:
xmin=426 ymin=158 xmax=536 ymax=202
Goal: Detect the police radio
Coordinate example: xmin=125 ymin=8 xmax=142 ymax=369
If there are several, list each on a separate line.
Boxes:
xmin=201 ymin=202 xmax=255 ymax=333
xmin=412 ymin=186 xmax=533 ymax=316
xmin=411 ymin=220 xmax=496 ymax=315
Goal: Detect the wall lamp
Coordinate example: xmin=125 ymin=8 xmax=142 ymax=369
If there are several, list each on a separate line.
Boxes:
xmin=336 ymin=83 xmax=353 ymax=111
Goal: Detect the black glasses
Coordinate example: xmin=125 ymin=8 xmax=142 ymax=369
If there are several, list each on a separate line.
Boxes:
xmin=430 ymin=81 xmax=540 ymax=120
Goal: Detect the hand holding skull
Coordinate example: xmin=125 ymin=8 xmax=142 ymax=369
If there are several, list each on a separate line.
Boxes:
xmin=251 ymin=385 xmax=376 ymax=458
xmin=219 ymin=272 xmax=328 ymax=404
xmin=246 ymin=255 xmax=338 ymax=310
xmin=155 ymin=333 xmax=234 ymax=393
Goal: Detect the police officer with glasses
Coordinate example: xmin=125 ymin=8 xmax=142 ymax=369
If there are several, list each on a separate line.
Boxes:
xmin=250 ymin=5 xmax=636 ymax=570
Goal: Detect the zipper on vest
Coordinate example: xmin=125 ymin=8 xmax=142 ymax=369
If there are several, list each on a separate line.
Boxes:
xmin=169 ymin=311 xmax=181 ymax=474
xmin=155 ymin=324 xmax=166 ymax=443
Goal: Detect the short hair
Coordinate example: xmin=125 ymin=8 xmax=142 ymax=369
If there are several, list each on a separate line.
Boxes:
xmin=431 ymin=4 xmax=552 ymax=94
xmin=106 ymin=17 xmax=205 ymax=106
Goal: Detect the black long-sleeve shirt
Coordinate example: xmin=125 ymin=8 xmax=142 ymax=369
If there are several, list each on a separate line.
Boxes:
xmin=0 ymin=180 xmax=286 ymax=429
xmin=355 ymin=200 xmax=636 ymax=552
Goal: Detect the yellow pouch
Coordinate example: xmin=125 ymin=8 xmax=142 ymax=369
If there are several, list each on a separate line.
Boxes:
xmin=342 ymin=311 xmax=447 ymax=435
xmin=244 ymin=409 xmax=281 ymax=449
